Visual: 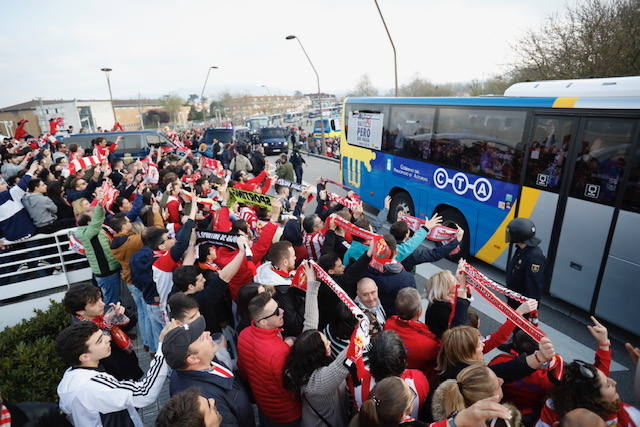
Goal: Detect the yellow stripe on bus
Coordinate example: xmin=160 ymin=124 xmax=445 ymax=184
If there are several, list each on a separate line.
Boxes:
xmin=476 ymin=187 xmax=541 ymax=264
xmin=552 ymin=97 xmax=578 ymax=108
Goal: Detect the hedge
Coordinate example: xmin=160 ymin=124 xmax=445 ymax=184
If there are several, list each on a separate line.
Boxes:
xmin=0 ymin=300 xmax=69 ymax=402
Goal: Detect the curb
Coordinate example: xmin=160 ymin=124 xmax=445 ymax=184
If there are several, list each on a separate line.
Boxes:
xmin=302 ymin=151 xmax=340 ymax=164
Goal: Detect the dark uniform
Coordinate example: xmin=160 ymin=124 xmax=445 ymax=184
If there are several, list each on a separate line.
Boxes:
xmin=505 ymin=244 xmax=546 ymax=309
xmin=505 ymin=217 xmax=547 ymax=311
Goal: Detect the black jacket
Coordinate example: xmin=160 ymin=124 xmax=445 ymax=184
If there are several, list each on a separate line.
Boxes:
xmin=321 ymin=229 xmax=350 ymax=260
xmin=169 ymin=360 xmax=255 ymax=427
xmin=440 ymin=353 xmax=535 ymax=384
xmin=273 ymin=285 xmax=306 ymax=337
xmin=423 ymin=298 xmax=470 ymax=339
xmin=506 ymin=244 xmax=547 ymax=302
xmin=317 ymin=251 xmax=371 ymax=330
xmin=192 ymin=269 xmax=234 ymax=332
xmin=250 ymin=151 xmax=265 ymax=172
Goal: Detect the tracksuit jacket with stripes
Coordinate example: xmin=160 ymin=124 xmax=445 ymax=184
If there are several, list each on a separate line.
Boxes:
xmin=57 ymin=350 xmax=169 ymax=427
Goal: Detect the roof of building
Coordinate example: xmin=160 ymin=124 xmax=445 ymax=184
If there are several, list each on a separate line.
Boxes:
xmin=0 ymin=98 xmax=165 ymax=112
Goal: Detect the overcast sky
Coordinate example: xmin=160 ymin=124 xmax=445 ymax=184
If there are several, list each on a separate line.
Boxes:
xmin=0 ymin=0 xmax=580 ymax=107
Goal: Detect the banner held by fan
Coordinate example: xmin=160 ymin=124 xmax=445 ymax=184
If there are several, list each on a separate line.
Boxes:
xmin=461 ymin=260 xmax=544 ymax=342
xmin=228 ymin=187 xmax=275 ymax=209
xmin=196 ymin=229 xmax=240 ymax=249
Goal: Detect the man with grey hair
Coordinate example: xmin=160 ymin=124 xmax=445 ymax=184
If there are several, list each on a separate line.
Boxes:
xmin=383 ymin=287 xmax=439 ymax=377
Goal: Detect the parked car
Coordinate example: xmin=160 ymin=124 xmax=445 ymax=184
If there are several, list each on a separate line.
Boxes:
xmin=65 ymin=131 xmax=175 ymax=161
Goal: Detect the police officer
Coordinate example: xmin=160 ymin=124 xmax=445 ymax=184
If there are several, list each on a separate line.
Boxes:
xmin=505 ymin=218 xmax=547 ymax=315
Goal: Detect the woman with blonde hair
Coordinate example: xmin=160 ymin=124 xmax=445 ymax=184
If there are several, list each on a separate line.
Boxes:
xmin=423 ymin=262 xmax=471 ymax=338
xmin=350 ymin=376 xmax=515 ymax=427
xmin=437 ymin=325 xmax=556 ymax=385
xmin=432 ymin=363 xmax=523 ymax=426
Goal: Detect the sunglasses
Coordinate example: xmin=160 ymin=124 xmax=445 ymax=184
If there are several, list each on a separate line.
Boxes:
xmin=258 ymin=304 xmax=281 ymax=322
xmin=573 ymin=360 xmax=596 ymax=380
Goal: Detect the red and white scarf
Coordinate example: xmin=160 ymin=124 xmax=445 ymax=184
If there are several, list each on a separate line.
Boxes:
xmin=65 ymin=154 xmax=106 ymax=176
xmin=0 ymin=403 xmax=10 ymax=426
xmin=208 ymin=361 xmax=233 ymax=378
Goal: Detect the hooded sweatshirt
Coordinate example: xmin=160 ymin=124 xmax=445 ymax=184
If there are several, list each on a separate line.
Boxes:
xmin=22 ymin=192 xmax=57 ymax=227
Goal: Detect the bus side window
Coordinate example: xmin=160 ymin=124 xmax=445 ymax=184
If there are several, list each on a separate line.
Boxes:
xmin=388 ymin=106 xmax=435 ymax=160
xmin=622 ymin=146 xmax=640 ymax=213
xmin=524 ymin=118 xmax=573 ymax=191
xmin=569 ymin=118 xmax=634 ymax=205
xmin=434 ymin=108 xmax=526 ymax=182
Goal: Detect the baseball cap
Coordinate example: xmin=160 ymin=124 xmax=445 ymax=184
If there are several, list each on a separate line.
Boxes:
xmin=162 ymin=316 xmax=206 ymax=369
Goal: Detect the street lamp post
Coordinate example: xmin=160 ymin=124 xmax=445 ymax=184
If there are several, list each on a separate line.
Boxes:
xmin=100 ymin=67 xmax=117 ymax=126
xmin=285 ymin=35 xmax=326 ymax=155
xmin=200 ymin=66 xmax=218 ymax=125
xmin=373 ymin=0 xmax=398 ymax=96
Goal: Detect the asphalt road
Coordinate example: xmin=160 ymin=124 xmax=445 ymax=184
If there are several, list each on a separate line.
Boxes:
xmin=268 ymin=152 xmax=638 ymax=403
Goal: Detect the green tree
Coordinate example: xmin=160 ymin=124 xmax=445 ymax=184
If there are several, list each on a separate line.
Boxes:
xmin=509 ymin=0 xmax=640 ymax=81
xmin=347 ymin=74 xmax=379 ymax=96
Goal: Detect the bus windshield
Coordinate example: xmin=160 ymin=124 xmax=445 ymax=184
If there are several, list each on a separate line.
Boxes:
xmin=246 ymin=118 xmax=269 ymax=131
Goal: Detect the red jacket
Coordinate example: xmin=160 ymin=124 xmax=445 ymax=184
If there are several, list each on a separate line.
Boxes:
xmin=217 ymin=220 xmax=277 ymax=300
xmin=237 ymin=323 xmax=301 ymax=423
xmin=489 ymin=350 xmax=554 ymax=416
xmin=384 ymin=316 xmax=440 ymax=380
xmin=482 ymin=319 xmax=516 ymax=354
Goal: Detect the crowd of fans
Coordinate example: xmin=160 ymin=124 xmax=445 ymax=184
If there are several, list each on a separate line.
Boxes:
xmin=0 ymin=128 xmax=638 ymax=427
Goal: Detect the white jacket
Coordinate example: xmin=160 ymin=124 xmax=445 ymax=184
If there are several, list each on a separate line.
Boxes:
xmin=57 ymin=350 xmax=169 ymax=427
xmin=254 ymin=261 xmax=291 ymax=286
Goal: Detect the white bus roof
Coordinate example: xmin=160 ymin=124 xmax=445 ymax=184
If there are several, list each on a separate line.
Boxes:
xmin=504 ymin=76 xmax=640 ymax=97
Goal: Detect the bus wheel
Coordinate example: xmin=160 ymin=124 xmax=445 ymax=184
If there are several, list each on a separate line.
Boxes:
xmin=437 ymin=208 xmax=469 ymax=262
xmin=389 ymin=192 xmax=414 ymax=223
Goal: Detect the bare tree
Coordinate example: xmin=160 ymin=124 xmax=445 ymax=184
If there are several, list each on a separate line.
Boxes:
xmin=347 ymin=74 xmax=379 ymax=96
xmin=509 ymin=0 xmax=640 ymax=81
xmin=396 ymin=74 xmax=454 ymax=96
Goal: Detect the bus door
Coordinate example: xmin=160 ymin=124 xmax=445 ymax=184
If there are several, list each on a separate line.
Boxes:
xmin=548 ymin=117 xmax=635 ymax=311
xmin=594 ymin=137 xmax=640 ymax=335
xmin=520 ymin=116 xmax=577 ymax=258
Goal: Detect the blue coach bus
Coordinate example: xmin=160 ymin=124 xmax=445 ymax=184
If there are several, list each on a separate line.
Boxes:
xmin=340 ymin=76 xmax=640 ymax=335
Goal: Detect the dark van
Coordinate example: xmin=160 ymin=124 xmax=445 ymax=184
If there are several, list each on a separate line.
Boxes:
xmin=259 ymin=127 xmax=288 ymax=155
xmin=65 ymin=131 xmax=175 ymax=162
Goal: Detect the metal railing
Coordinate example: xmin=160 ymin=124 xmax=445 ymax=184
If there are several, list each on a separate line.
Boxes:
xmin=0 ymin=228 xmax=92 ymax=330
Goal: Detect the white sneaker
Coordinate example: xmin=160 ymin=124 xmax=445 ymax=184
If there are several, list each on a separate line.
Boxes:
xmin=16 ymin=263 xmax=29 ymax=272
xmin=52 ymin=268 xmax=62 ymax=275
xmin=37 ymin=260 xmax=50 ymax=267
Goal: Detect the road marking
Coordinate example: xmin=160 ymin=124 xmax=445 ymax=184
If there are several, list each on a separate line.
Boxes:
xmin=415 ymin=263 xmax=627 ymax=372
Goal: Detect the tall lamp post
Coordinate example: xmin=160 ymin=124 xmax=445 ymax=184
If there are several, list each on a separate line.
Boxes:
xmin=285 ymin=34 xmax=326 ymax=155
xmin=373 ymin=0 xmax=398 ymax=96
xmin=100 ymin=67 xmax=117 ymax=126
xmin=200 ymin=66 xmax=218 ymax=124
